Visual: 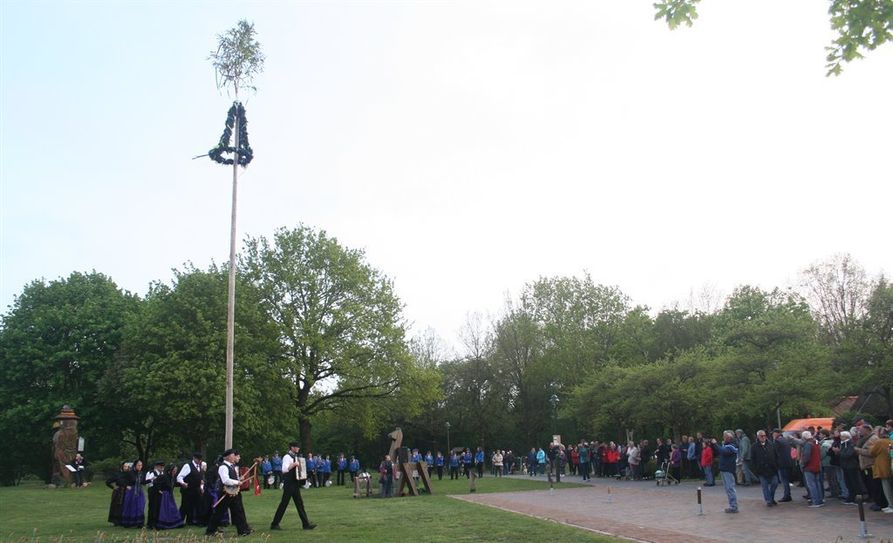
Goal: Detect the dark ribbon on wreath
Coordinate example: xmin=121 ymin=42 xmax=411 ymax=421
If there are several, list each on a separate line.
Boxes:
xmin=208 ymin=102 xmax=254 ymax=167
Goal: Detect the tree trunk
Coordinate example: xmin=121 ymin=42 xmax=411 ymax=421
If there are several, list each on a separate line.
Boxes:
xmin=299 ymin=415 xmax=313 ymax=452
xmin=883 ymin=385 xmax=893 ymax=419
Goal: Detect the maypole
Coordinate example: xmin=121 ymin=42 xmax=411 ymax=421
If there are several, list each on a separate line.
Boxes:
xmin=207 ymin=20 xmax=264 ymax=449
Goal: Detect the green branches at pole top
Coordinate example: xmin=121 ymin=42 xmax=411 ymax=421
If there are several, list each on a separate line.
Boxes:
xmin=209 ymin=19 xmax=265 ymax=97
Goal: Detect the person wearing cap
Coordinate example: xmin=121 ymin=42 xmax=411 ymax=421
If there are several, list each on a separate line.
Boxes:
xmin=270 ymin=441 xmax=316 ymax=531
xmin=145 ymin=460 xmax=166 ymax=529
xmin=176 ymin=452 xmax=205 ymax=525
xmin=205 ymin=449 xmax=252 ymax=537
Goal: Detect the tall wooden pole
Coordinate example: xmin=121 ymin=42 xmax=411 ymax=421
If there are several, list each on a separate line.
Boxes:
xmin=225 ymin=98 xmax=239 ymax=450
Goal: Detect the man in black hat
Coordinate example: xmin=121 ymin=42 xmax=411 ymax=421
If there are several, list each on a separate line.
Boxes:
xmin=206 ymin=449 xmax=252 ymax=537
xmin=270 ymin=441 xmax=316 ymax=531
xmin=145 ymin=460 xmax=166 ymax=529
xmin=176 ymin=452 xmax=205 ymax=525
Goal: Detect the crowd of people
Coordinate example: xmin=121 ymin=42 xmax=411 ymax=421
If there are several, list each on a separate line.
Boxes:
xmin=104 ymin=443 xmax=322 ymax=536
xmin=511 ymin=419 xmax=893 ymax=515
xmin=96 ymin=419 xmax=892 ymax=533
xmin=259 ymin=451 xmax=362 ymax=489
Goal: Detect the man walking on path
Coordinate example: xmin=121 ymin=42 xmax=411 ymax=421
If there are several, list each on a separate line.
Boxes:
xmin=718 ymin=431 xmax=739 ymax=513
xmin=751 ymin=430 xmax=779 ymax=507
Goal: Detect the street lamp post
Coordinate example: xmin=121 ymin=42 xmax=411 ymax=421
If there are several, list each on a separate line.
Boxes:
xmin=549 ymin=394 xmax=559 ymax=437
xmin=446 ymin=421 xmax=451 ymax=453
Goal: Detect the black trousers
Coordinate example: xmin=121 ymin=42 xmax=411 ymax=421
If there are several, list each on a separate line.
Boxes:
xmin=147 ymin=491 xmax=160 ymax=528
xmin=271 ymin=481 xmax=311 ymax=528
xmin=206 ymin=492 xmax=250 ymax=535
xmin=179 ymin=487 xmax=202 ymax=525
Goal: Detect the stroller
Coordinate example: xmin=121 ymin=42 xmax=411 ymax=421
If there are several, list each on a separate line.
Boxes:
xmin=654 ymin=460 xmax=678 ymax=486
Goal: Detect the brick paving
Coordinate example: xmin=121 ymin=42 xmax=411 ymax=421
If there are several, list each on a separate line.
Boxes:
xmin=451 ymin=475 xmax=893 ymax=543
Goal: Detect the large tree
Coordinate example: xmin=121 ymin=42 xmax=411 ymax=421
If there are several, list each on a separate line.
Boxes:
xmin=115 ymin=266 xmax=287 ymax=458
xmin=241 ymin=225 xmax=413 ymax=450
xmin=0 ymin=272 xmax=139 ymax=483
xmin=800 ymin=253 xmax=872 ymax=346
xmin=708 ymin=286 xmax=832 ymax=430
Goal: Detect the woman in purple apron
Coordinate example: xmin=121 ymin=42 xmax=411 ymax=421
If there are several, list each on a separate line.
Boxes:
xmin=155 ymin=465 xmax=185 ymax=529
xmin=120 ymin=459 xmax=146 ymax=528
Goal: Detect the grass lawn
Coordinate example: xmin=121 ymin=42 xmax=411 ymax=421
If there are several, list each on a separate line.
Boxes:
xmin=0 ymin=476 xmax=621 ymax=542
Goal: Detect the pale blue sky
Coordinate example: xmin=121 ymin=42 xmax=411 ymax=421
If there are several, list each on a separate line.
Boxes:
xmin=2 ymin=1 xmax=891 ymax=351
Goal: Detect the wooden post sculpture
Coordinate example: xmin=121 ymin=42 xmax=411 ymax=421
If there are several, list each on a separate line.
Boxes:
xmin=386 ymin=427 xmax=434 ymax=497
xmin=51 ymin=405 xmax=79 ymax=487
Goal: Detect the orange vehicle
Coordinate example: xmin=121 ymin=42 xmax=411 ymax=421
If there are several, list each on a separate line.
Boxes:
xmin=782 ymin=417 xmax=835 ymax=434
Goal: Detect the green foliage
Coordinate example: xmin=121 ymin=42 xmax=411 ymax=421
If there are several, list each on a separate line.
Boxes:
xmin=0 ymin=272 xmax=139 ymax=484
xmin=208 ymin=102 xmax=254 ymax=167
xmin=524 ymin=274 xmax=630 ymax=385
xmin=241 ymin=225 xmax=421 ymax=450
xmin=826 ymin=0 xmax=893 ymax=75
xmin=209 ymin=20 xmax=265 ymax=96
xmin=115 ymin=266 xmax=288 ymax=457
xmin=653 ymin=0 xmax=701 ymax=30
xmin=654 ymin=0 xmax=893 ymax=75
xmin=836 ymin=278 xmax=893 ymax=415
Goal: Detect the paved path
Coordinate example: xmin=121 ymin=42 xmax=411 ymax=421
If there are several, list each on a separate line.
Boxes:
xmin=452 ymin=475 xmax=893 ymax=543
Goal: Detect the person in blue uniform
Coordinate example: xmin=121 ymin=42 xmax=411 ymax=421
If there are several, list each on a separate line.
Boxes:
xmin=336 ymin=454 xmax=347 ymax=486
xmin=349 ymin=456 xmax=360 ymax=482
xmin=434 ymin=451 xmax=445 ymax=480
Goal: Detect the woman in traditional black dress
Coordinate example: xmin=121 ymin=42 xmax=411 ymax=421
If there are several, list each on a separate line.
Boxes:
xmin=154 ymin=464 xmax=185 ymax=529
xmin=120 ymin=459 xmax=146 ymax=528
xmin=105 ymin=461 xmax=129 ymax=525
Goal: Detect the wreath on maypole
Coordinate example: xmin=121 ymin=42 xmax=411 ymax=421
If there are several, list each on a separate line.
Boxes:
xmin=208 ymin=102 xmax=253 ymax=166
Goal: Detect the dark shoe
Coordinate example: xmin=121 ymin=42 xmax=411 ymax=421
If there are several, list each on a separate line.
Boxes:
xmin=779 ymin=497 xmax=792 ymax=502
xmin=870 ymin=504 xmax=883 ymax=511
xmin=239 ymin=529 xmax=253 ymax=537
xmin=724 ymin=508 xmax=739 ymax=513
xmin=205 ymin=530 xmax=224 ymax=537
xmin=771 ymin=500 xmax=778 ymax=505
xmin=269 ymin=525 xmax=282 ymax=531
xmin=303 ymin=523 xmax=317 ymax=530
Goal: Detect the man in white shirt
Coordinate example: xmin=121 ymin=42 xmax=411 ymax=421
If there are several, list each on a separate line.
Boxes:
xmin=176 ymin=452 xmax=204 ymax=525
xmin=270 ymin=441 xmax=317 ymax=531
xmin=205 ymin=449 xmax=252 ymax=537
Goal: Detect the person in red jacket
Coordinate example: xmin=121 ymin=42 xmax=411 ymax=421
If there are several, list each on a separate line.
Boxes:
xmin=701 ymin=438 xmax=716 ymax=486
xmin=799 ymin=431 xmax=824 ymax=507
